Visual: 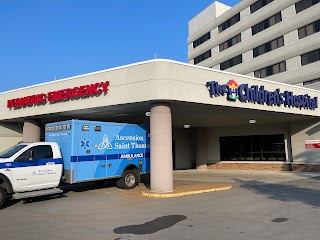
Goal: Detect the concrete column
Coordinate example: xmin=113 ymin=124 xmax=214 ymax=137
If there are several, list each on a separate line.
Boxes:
xmin=22 ymin=119 xmax=41 ymax=142
xmin=196 ymin=128 xmax=207 ymax=170
xmin=150 ymin=103 xmax=173 ymax=193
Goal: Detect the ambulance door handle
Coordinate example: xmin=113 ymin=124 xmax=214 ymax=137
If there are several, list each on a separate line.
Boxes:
xmin=5 ymin=169 xmax=11 ymax=171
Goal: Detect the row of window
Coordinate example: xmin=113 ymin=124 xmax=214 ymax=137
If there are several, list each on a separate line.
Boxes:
xmin=298 ymin=19 xmax=320 ymax=39
xmin=219 ymin=34 xmax=241 ymax=52
xmin=303 ymin=78 xmax=320 ymax=86
xmin=220 ymin=55 xmax=242 ymax=71
xmin=193 ymin=0 xmax=319 ymax=50
xmin=220 ymin=47 xmax=320 ymax=75
xmin=253 ymin=36 xmax=284 ymax=58
xmin=193 ymin=32 xmax=211 ymax=49
xmin=254 ymin=61 xmax=286 ymax=78
xmin=252 ymin=12 xmax=282 ymax=35
xmin=250 ymin=0 xmax=274 ymax=14
xmin=218 ymin=13 xmax=240 ymax=33
xmin=195 ymin=14 xmax=320 ymax=64
xmin=295 ymin=0 xmax=320 ymax=13
xmin=301 ymin=48 xmax=320 ymax=66
xmin=194 ymin=50 xmax=211 ymax=64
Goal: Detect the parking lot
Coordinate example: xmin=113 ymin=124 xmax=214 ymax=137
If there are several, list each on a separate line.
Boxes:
xmin=1 ymin=170 xmax=320 ymax=240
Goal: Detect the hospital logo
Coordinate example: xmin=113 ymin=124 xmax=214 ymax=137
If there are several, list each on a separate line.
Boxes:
xmin=98 ymin=134 xmax=113 ymax=150
xmin=227 ymin=79 xmax=239 ymax=101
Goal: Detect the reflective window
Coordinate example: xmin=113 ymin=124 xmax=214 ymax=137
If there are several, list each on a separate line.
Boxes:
xmin=252 ymin=12 xmax=282 ymax=35
xmin=17 ymin=145 xmax=53 ymax=160
xmin=296 ymin=0 xmax=320 ymax=13
xmin=193 ymin=32 xmax=211 ymax=48
xmin=298 ymin=20 xmax=320 ymax=39
xmin=194 ymin=50 xmax=211 ymax=64
xmin=301 ymin=49 xmax=320 ymax=66
xmin=218 ymin=13 xmax=240 ymax=33
xmin=219 ymin=34 xmax=241 ymax=52
xmin=253 ymin=36 xmax=284 ymax=57
xmin=220 ymin=134 xmax=286 ymax=161
xmin=250 ymin=0 xmax=274 ymax=13
xmin=254 ymin=61 xmax=286 ymax=78
xmin=220 ymin=55 xmax=242 ymax=70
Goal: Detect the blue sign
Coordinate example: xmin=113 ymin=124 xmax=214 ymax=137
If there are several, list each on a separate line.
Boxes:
xmin=206 ymin=80 xmax=318 ymax=110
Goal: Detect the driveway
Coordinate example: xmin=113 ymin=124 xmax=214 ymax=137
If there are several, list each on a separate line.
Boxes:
xmin=1 ymin=169 xmax=320 ymax=240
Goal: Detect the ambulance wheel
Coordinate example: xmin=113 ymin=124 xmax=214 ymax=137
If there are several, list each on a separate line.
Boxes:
xmin=116 ymin=170 xmax=138 ymax=189
xmin=0 ymin=186 xmax=6 ymax=209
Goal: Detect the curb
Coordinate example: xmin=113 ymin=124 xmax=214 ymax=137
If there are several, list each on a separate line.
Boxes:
xmin=140 ymin=183 xmax=232 ymax=198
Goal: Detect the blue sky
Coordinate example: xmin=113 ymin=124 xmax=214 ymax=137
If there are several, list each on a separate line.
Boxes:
xmin=0 ymin=0 xmax=239 ymax=92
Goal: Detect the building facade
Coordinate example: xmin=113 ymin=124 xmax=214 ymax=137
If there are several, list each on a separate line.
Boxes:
xmin=188 ymin=0 xmax=320 ymax=89
xmin=2 ymin=60 xmax=320 ymax=192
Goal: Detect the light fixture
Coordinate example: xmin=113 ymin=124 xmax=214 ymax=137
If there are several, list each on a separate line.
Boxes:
xmin=145 ymin=112 xmax=150 ymax=117
xmin=184 ymin=124 xmax=190 ymax=129
xmin=249 ymin=119 xmax=256 ymax=124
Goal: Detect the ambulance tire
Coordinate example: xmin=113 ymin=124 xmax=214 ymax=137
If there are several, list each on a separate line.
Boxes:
xmin=116 ymin=169 xmax=138 ymax=190
xmin=0 ymin=186 xmax=6 ymax=209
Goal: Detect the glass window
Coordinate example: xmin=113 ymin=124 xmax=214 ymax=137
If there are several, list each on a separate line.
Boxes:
xmin=218 ymin=13 xmax=240 ymax=33
xmin=254 ymin=61 xmax=286 ymax=78
xmin=303 ymin=78 xmax=320 ymax=85
xmin=296 ymin=0 xmax=320 ymax=13
xmin=220 ymin=134 xmax=286 ymax=161
xmin=298 ymin=20 xmax=320 ymax=39
xmin=253 ymin=36 xmax=284 ymax=58
xmin=301 ymin=49 xmax=320 ymax=65
xmin=252 ymin=12 xmax=282 ymax=35
xmin=219 ymin=34 xmax=241 ymax=52
xmin=220 ymin=55 xmax=242 ymax=70
xmin=194 ymin=50 xmax=212 ymax=64
xmin=193 ymin=32 xmax=211 ymax=48
xmin=0 ymin=144 xmax=27 ymax=158
xmin=17 ymin=145 xmax=53 ymax=161
xmin=250 ymin=0 xmax=274 ymax=13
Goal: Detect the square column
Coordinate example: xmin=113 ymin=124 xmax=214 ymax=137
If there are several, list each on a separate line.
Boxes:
xmin=196 ymin=128 xmax=207 ymax=170
xmin=150 ymin=103 xmax=173 ymax=193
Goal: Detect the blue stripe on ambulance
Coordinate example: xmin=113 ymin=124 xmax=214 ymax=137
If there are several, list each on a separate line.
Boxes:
xmin=0 ymin=158 xmax=63 ymax=169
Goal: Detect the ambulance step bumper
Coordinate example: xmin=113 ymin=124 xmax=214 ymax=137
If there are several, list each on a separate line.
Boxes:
xmin=12 ymin=188 xmax=63 ymax=200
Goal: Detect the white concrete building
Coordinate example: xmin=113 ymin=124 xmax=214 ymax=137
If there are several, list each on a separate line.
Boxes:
xmin=1 ymin=59 xmax=320 ymax=193
xmin=188 ymin=0 xmax=320 ymax=90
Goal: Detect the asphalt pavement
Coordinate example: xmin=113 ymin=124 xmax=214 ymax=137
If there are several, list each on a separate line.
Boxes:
xmin=1 ymin=169 xmax=320 ymax=240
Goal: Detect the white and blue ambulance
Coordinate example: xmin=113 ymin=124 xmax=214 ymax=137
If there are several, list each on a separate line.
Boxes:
xmin=0 ymin=120 xmax=150 ymax=209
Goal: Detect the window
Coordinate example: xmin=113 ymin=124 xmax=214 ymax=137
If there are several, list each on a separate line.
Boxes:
xmin=17 ymin=145 xmax=53 ymax=160
xmin=295 ymin=0 xmax=320 ymax=13
xmin=220 ymin=134 xmax=286 ymax=161
xmin=298 ymin=20 xmax=320 ymax=39
xmin=219 ymin=34 xmax=241 ymax=52
xmin=303 ymin=78 xmax=320 ymax=86
xmin=0 ymin=144 xmax=27 ymax=158
xmin=220 ymin=55 xmax=242 ymax=70
xmin=252 ymin=12 xmax=282 ymax=35
xmin=194 ymin=50 xmax=211 ymax=64
xmin=218 ymin=13 xmax=240 ymax=33
xmin=193 ymin=32 xmax=211 ymax=48
xmin=253 ymin=36 xmax=284 ymax=57
xmin=254 ymin=61 xmax=286 ymax=78
xmin=250 ymin=0 xmax=274 ymax=13
xmin=301 ymin=49 xmax=320 ymax=66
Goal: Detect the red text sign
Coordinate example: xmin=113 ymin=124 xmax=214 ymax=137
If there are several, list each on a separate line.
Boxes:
xmin=305 ymin=140 xmax=320 ymax=151
xmin=7 ymin=81 xmax=109 ymax=109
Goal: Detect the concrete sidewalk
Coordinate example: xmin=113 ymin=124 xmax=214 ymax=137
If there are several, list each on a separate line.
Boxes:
xmin=140 ymin=169 xmax=320 ymax=198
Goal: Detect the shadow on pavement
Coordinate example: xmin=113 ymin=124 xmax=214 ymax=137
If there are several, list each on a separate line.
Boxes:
xmin=235 ymin=178 xmax=320 ymax=208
